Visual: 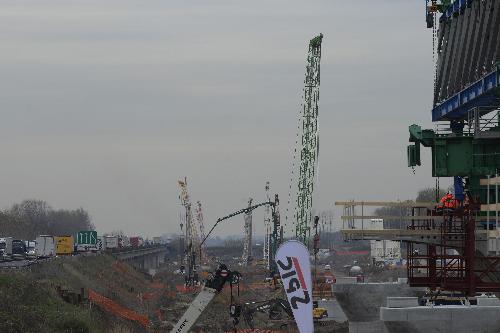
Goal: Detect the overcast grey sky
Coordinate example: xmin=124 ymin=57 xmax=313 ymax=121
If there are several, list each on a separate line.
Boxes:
xmin=0 ymin=0 xmax=444 ymax=238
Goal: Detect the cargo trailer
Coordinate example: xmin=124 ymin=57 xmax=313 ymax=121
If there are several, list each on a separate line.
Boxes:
xmin=55 ymin=236 xmax=74 ymax=255
xmin=35 ymin=235 xmax=55 ymax=258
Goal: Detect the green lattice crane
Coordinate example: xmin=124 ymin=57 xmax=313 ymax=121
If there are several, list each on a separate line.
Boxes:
xmin=295 ymin=34 xmax=323 ymax=245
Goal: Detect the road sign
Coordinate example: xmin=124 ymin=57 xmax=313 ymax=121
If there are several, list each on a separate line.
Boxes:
xmin=76 ymin=231 xmax=97 ymax=245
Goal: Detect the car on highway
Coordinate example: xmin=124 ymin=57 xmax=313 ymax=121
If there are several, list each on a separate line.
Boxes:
xmin=0 ymin=240 xmax=6 ymax=261
xmin=25 ymin=240 xmax=37 ymax=260
xmin=11 ymin=239 xmax=27 ymax=260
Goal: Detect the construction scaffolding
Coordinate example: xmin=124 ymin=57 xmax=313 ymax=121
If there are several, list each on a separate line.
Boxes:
xmin=337 ymin=195 xmax=500 ymax=295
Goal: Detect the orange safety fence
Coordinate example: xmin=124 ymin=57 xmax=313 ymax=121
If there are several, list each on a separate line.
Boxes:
xmin=88 ymin=289 xmax=150 ymax=328
xmin=150 ymin=281 xmax=166 ymax=289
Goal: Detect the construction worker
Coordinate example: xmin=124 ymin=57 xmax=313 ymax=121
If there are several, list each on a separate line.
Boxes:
xmin=437 ymin=192 xmax=459 ymax=211
xmin=437 ymin=192 xmax=460 ymax=232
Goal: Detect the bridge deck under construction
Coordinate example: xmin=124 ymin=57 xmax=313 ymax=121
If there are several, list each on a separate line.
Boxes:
xmin=340 ymin=228 xmax=494 ymax=245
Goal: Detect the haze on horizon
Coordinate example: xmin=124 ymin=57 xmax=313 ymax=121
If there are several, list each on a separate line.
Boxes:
xmin=0 ymin=0 xmax=441 ymax=238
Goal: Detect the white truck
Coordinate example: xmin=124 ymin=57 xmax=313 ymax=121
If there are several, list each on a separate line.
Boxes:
xmin=35 ymin=235 xmax=55 ymax=258
xmin=105 ymin=236 xmax=119 ymax=249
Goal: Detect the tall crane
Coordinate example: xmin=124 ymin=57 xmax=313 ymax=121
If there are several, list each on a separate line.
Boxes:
xmin=195 ymin=201 xmax=207 ymax=263
xmin=241 ymin=198 xmax=253 ymax=266
xmin=295 ymin=34 xmax=323 ymax=245
xmin=178 ymin=178 xmax=199 ymax=285
xmin=263 ymin=182 xmax=272 ymax=269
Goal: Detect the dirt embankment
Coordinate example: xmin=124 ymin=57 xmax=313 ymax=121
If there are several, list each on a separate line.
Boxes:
xmin=0 ymin=254 xmax=170 ymax=333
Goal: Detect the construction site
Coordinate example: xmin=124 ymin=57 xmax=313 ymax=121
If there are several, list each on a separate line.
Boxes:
xmin=1 ymin=0 xmax=500 ymax=332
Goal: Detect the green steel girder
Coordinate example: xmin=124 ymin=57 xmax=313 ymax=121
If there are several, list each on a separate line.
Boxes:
xmin=408 ymin=125 xmax=500 ymax=178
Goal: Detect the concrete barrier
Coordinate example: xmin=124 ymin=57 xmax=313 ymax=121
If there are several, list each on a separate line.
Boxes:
xmin=381 ymin=304 xmax=500 ymax=333
xmin=336 ymin=277 xmax=358 ymax=284
xmin=387 ymin=297 xmax=419 ymax=308
xmin=477 ymin=296 xmax=500 ymax=306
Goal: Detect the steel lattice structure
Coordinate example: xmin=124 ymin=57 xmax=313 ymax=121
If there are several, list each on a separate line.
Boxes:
xmin=242 ymin=198 xmax=253 ymax=266
xmin=178 ymin=178 xmax=199 ymax=284
xmin=295 ymin=34 xmax=323 ymax=245
xmin=195 ymin=201 xmax=207 ymax=263
xmin=404 ymin=1 xmax=500 ymax=294
xmin=263 ymin=182 xmax=271 ymax=269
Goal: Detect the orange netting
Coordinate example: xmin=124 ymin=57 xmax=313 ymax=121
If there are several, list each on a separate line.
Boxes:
xmin=88 ymin=289 xmax=150 ymax=327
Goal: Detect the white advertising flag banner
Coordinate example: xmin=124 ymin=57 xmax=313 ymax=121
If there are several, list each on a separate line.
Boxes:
xmin=275 ymin=240 xmax=313 ymax=333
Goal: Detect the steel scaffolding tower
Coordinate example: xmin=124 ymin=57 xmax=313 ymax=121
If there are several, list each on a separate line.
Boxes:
xmin=263 ymin=182 xmax=272 ymax=269
xmin=195 ymin=201 xmax=207 ymax=263
xmin=178 ymin=178 xmax=199 ymax=285
xmin=404 ymin=0 xmax=500 ymax=294
xmin=295 ymin=33 xmax=323 ymax=245
xmin=242 ymin=198 xmax=253 ymax=266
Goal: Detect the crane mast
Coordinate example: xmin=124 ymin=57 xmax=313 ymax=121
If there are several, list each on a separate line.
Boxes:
xmin=242 ymin=198 xmax=253 ymax=266
xmin=295 ymin=34 xmax=323 ymax=245
xmin=178 ymin=178 xmax=200 ymax=285
xmin=195 ymin=201 xmax=207 ymax=263
xmin=263 ymin=182 xmax=271 ymax=269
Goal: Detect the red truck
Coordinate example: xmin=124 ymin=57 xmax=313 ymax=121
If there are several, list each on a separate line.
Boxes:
xmin=129 ymin=236 xmax=143 ymax=248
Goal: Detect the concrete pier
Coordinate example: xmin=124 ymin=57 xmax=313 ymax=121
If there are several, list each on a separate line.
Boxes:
xmin=381 ymin=296 xmax=500 ymax=333
xmin=332 ymin=280 xmax=425 ymax=333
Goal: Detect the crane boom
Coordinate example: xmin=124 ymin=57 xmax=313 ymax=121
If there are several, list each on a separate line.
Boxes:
xmin=170 ymin=264 xmax=241 ymax=333
xmin=242 ymin=198 xmax=253 ymax=266
xmin=295 ymin=34 xmax=323 ymax=245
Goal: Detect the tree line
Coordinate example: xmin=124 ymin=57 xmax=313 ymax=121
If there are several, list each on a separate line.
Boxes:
xmin=0 ymin=199 xmax=94 ymax=240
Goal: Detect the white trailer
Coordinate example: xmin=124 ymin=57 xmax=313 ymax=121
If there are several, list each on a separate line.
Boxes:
xmin=4 ymin=237 xmax=13 ymax=258
xmin=105 ymin=236 xmax=119 ymax=249
xmin=35 ymin=235 xmax=55 ymax=258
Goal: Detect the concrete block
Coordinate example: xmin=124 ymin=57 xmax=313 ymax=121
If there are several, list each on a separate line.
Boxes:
xmin=336 ymin=277 xmax=358 ymax=284
xmin=477 ymin=297 xmax=500 ymax=306
xmin=387 ymin=297 xmax=419 ymax=308
xmin=380 ymin=307 xmax=409 ymax=321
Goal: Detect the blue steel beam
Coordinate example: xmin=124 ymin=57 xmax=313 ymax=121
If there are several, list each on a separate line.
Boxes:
xmin=432 ymin=68 xmax=500 ymax=121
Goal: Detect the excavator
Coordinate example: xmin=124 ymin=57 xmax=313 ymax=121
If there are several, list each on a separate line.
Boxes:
xmin=241 ymin=298 xmax=294 ymax=329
